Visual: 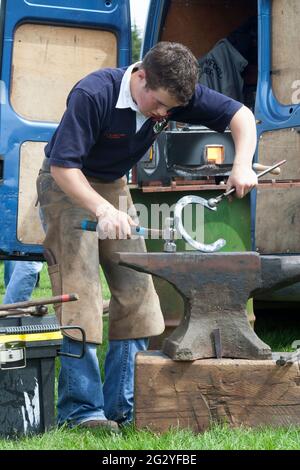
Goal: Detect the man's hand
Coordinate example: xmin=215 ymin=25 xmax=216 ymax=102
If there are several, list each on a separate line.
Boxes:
xmin=226 ymin=164 xmax=258 ymax=199
xmin=96 ymin=203 xmax=137 ymax=240
xmin=50 ymin=167 xmax=137 ymax=238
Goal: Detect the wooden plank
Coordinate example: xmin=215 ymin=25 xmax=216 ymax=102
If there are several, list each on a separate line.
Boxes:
xmin=11 ymin=24 xmax=117 ymax=122
xmin=258 ymin=129 xmax=300 ymax=181
xmin=142 ymin=181 xmax=300 ymax=193
xmin=161 ymin=0 xmax=257 ymax=58
xmin=256 ymin=186 xmax=300 ymax=253
xmin=142 ymin=184 xmax=224 ymax=193
xmin=17 ymin=141 xmax=46 ymax=245
xmin=135 ymin=352 xmax=300 ymax=433
xmin=272 ymin=0 xmax=300 ymax=105
xmin=255 ymin=182 xmax=300 ymax=188
xmin=256 ymin=128 xmax=300 ymax=253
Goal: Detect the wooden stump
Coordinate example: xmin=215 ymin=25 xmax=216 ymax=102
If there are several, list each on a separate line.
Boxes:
xmin=134 ymin=352 xmax=300 ymax=433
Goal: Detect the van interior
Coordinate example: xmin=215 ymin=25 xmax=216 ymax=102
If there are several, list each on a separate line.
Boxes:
xmin=135 ymin=0 xmax=258 ymax=185
xmin=160 ymin=0 xmax=258 ymax=111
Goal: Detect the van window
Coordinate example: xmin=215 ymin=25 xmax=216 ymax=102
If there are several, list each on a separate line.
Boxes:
xmin=272 ymin=0 xmax=300 ymax=105
xmin=10 ymin=24 xmax=117 ymax=122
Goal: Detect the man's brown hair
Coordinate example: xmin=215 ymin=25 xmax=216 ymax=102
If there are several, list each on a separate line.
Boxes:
xmin=141 ymin=42 xmax=199 ymax=105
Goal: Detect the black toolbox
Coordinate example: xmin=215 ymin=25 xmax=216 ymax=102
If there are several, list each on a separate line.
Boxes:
xmin=0 ymin=314 xmax=62 ymax=438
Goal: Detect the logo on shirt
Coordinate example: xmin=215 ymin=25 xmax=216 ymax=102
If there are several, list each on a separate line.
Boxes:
xmin=152 ymin=118 xmax=169 ymax=134
xmin=103 ymin=132 xmax=128 ymax=139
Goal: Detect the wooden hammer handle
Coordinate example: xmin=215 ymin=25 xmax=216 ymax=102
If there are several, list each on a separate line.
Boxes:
xmin=253 ymin=163 xmax=281 ymax=175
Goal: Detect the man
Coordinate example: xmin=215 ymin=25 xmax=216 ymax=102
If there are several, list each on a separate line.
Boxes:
xmin=36 ymin=42 xmax=257 ymax=431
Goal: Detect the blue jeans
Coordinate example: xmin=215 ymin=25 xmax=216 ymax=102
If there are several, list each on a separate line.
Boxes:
xmin=57 ymin=335 xmax=148 ymax=426
xmin=3 ymin=260 xmax=43 ymax=304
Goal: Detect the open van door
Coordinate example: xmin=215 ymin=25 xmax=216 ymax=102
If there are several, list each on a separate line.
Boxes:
xmin=255 ymin=0 xmax=300 ymax=255
xmin=0 ymin=0 xmax=131 ymax=258
xmin=254 ymin=0 xmax=300 ymax=302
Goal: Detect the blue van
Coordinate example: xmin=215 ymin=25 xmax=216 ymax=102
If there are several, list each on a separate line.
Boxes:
xmin=0 ymin=0 xmax=299 ymax=310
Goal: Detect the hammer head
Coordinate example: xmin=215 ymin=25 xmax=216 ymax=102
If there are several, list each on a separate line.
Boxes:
xmin=207 ymin=197 xmax=218 ymax=208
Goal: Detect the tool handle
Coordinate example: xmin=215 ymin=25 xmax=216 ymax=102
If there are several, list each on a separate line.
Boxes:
xmin=220 ymin=160 xmax=287 ymax=202
xmin=80 ymin=220 xmax=97 ymax=231
xmin=253 ymin=163 xmax=281 ymax=175
xmin=223 ymin=187 xmax=236 ymax=198
xmin=80 ymin=219 xmax=147 ymax=236
xmin=256 ymin=159 xmax=286 ymax=178
xmin=79 ymin=220 xmax=164 ymax=238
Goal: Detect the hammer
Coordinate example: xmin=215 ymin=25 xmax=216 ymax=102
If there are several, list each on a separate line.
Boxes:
xmin=79 ymin=218 xmax=177 ymax=252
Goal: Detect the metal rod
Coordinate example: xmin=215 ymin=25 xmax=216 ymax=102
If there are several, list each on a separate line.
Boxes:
xmin=208 ymin=159 xmax=287 ymax=207
xmin=223 ymin=159 xmax=287 ymax=199
xmin=256 ymin=159 xmax=287 ymax=178
xmin=0 ymin=293 xmax=79 ymax=312
xmin=0 ymin=309 xmax=36 ymax=318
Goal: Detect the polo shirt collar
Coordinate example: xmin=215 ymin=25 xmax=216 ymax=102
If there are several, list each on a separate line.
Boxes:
xmin=116 ymin=62 xmax=142 ymax=113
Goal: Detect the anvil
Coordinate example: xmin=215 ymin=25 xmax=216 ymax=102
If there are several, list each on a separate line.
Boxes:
xmin=116 ymin=252 xmax=300 ymax=361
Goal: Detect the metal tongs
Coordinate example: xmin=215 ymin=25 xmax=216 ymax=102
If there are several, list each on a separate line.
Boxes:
xmin=207 ymin=159 xmax=287 ymax=209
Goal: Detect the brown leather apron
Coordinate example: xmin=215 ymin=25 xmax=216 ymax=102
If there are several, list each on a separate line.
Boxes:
xmin=36 ymin=163 xmax=164 ymax=343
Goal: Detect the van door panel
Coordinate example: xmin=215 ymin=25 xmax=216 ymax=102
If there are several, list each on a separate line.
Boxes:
xmin=17 ymin=142 xmax=47 ymax=245
xmin=256 ymin=186 xmax=300 ymax=253
xmin=11 ymin=24 xmax=117 ymax=123
xmin=255 ymin=0 xmax=300 ymax=253
xmin=0 ymin=0 xmax=130 ymax=255
xmin=271 ymin=0 xmax=300 ymax=105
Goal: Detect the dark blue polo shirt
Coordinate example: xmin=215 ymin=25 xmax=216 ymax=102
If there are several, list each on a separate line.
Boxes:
xmin=45 ymin=67 xmax=242 ymax=181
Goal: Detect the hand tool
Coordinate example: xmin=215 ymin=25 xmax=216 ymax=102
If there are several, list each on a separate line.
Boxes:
xmin=207 ymin=159 xmax=286 ymax=209
xmin=80 ymin=219 xmax=162 ymax=237
xmin=0 ymin=293 xmax=79 ymax=317
xmin=252 ymin=162 xmax=281 ymax=175
xmin=79 ymin=219 xmax=177 ymax=252
xmin=0 ymin=293 xmax=85 ymax=367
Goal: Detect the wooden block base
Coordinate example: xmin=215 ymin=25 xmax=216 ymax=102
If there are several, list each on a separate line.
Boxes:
xmin=134 ymin=352 xmax=300 ymax=433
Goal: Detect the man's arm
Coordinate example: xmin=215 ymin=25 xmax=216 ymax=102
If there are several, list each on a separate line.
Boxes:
xmin=51 ymin=166 xmax=135 ymax=239
xmin=227 ymin=105 xmax=258 ymax=198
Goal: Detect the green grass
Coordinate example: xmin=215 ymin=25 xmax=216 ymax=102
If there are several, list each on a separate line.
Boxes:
xmin=0 ymin=423 xmax=300 ymax=451
xmin=1 ymin=261 xmax=300 ymax=450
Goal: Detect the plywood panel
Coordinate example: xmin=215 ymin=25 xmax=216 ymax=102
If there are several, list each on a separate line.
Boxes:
xmin=11 ymin=24 xmax=117 ymax=123
xmin=161 ymin=0 xmax=257 ymax=58
xmin=272 ymin=0 xmax=300 ymax=105
xmin=255 ymin=186 xmax=300 ymax=253
xmin=17 ymin=142 xmax=47 ymax=245
xmin=258 ymin=128 xmax=300 ymax=181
